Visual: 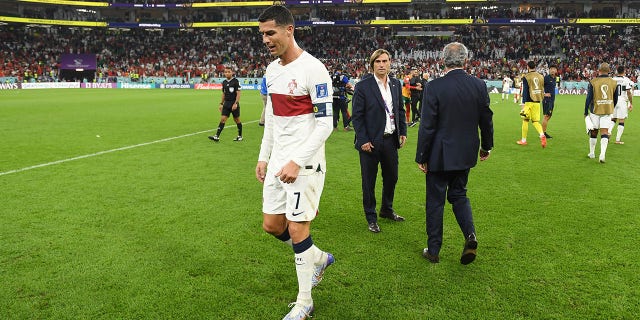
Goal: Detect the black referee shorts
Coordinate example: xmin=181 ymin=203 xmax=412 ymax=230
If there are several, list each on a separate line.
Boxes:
xmin=221 ymin=101 xmax=240 ymax=118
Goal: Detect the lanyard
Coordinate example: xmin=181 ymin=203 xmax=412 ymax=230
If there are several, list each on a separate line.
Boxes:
xmin=382 ymin=96 xmax=393 ymax=115
xmin=380 ymin=84 xmax=394 ymax=115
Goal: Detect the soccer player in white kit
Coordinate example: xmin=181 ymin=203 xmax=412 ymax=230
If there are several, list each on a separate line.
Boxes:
xmin=256 ymin=6 xmax=334 ymax=320
xmin=611 ymin=65 xmax=634 ymax=144
xmin=502 ymin=74 xmax=513 ymax=101
xmin=584 ymin=63 xmax=619 ymax=163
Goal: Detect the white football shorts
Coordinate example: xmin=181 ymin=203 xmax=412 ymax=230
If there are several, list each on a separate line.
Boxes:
xmin=262 ymin=165 xmax=325 ymax=222
xmin=612 ymin=103 xmax=629 ymax=119
xmin=587 ymin=113 xmax=612 ymax=131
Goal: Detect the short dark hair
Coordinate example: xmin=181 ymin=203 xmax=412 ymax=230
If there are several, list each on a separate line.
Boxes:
xmin=527 ymin=61 xmax=536 ymax=69
xmin=258 ymin=5 xmax=294 ymax=27
xmin=617 ymin=65 xmax=625 ymax=74
xmin=549 ymin=65 xmax=557 ymax=70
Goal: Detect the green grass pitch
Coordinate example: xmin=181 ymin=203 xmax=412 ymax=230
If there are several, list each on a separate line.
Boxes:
xmin=1 ymin=89 xmax=638 ymax=319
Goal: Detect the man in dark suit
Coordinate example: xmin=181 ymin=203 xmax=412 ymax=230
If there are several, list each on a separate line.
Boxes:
xmin=415 ymin=42 xmax=494 ymax=264
xmin=352 ymin=49 xmax=408 ymax=233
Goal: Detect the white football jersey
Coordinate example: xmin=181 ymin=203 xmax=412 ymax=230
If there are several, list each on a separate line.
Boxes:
xmin=612 ymin=75 xmax=634 ymax=106
xmin=259 ymin=51 xmax=334 ymax=171
xmin=503 ymin=77 xmax=513 ymax=90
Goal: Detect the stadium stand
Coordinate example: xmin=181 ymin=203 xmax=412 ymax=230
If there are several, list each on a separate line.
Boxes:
xmin=1 ymin=1 xmax=639 ymax=85
xmin=2 ymin=25 xmax=638 ymax=84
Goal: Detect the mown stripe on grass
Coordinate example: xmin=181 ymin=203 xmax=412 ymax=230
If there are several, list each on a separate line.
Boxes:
xmin=1 ymin=129 xmax=220 ymax=177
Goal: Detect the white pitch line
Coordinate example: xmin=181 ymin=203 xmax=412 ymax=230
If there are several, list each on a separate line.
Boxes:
xmin=1 ymin=120 xmax=257 ymax=177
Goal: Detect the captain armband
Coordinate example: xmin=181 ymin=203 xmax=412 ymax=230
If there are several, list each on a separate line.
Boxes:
xmin=313 ymin=102 xmax=333 ymax=118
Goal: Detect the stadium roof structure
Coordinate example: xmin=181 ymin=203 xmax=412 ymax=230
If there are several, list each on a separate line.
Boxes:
xmin=2 ymin=0 xmax=640 ymax=28
xmin=16 ymin=0 xmax=412 ymax=7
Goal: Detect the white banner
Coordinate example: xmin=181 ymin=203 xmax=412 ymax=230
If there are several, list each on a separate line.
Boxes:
xmin=558 ymin=88 xmax=588 ymax=95
xmin=0 ymin=83 xmax=20 ymax=90
xmin=119 ymin=83 xmax=154 ymax=89
xmin=21 ymin=82 xmax=80 ymax=89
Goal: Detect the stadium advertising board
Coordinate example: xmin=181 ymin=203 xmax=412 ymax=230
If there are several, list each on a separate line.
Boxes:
xmin=192 ymin=1 xmax=271 ymax=8
xmin=297 ymin=20 xmax=358 ymax=26
xmin=366 ymin=19 xmax=473 ymax=25
xmin=0 ymin=16 xmax=106 ymax=27
xmin=18 ymin=0 xmax=108 ymax=7
xmin=110 ymin=3 xmax=196 ymax=8
xmin=190 ymin=0 xmax=410 ymax=7
xmin=118 ymin=83 xmax=155 ymax=89
xmin=0 ymin=83 xmax=20 ymax=90
xmin=241 ymin=84 xmax=260 ymax=90
xmin=60 ymin=54 xmax=97 ymax=71
xmin=190 ymin=22 xmax=259 ymax=28
xmin=22 ymin=82 xmax=80 ymax=89
xmin=362 ymin=0 xmax=410 ymax=3
xmin=574 ymin=18 xmax=640 ymax=24
xmin=109 ymin=22 xmax=181 ymax=28
xmin=195 ymin=83 xmax=223 ymax=90
xmin=485 ymin=18 xmax=562 ymax=24
xmin=81 ymin=83 xmax=117 ymax=89
xmin=160 ymin=84 xmax=193 ymax=89
xmin=558 ymin=88 xmax=589 ymax=95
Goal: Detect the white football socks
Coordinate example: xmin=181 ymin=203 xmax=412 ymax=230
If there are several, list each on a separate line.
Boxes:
xmin=600 ymin=137 xmax=609 ymax=160
xmin=311 ymin=245 xmax=324 ymax=265
xmin=616 ymin=125 xmax=624 ymax=142
xmin=294 ymin=248 xmax=316 ymax=304
xmin=589 ymin=138 xmax=597 ymax=156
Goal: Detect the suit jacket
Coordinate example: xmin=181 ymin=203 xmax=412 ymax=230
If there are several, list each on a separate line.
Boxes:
xmin=352 ymin=75 xmax=407 ymax=150
xmin=415 ymin=69 xmax=493 ymax=172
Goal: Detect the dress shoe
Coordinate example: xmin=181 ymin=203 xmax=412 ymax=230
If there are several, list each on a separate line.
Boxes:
xmin=379 ymin=210 xmax=405 ymax=221
xmin=368 ymin=222 xmax=381 ymax=233
xmin=460 ymin=233 xmax=478 ymax=265
xmin=422 ymin=248 xmax=440 ymax=263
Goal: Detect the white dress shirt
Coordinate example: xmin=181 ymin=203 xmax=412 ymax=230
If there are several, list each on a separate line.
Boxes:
xmin=375 ymin=75 xmax=396 ymax=135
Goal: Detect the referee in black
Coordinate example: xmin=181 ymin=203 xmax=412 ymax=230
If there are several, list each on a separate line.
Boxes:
xmin=209 ymin=67 xmax=243 ymax=142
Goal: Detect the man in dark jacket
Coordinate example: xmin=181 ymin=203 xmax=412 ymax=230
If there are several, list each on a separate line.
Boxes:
xmin=416 ymin=42 xmax=494 ymax=265
xmin=352 ymin=48 xmax=408 ymax=233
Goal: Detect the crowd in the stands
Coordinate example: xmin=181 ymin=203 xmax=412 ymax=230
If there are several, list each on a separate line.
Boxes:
xmin=1 ymin=23 xmax=638 ymax=83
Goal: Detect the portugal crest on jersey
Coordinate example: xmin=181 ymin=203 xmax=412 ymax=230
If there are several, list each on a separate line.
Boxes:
xmin=288 ymin=79 xmax=297 ymax=94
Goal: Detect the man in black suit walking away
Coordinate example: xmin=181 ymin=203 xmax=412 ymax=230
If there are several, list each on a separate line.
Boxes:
xmin=352 ymin=49 xmax=408 ymax=233
xmin=415 ymin=42 xmax=494 ymax=264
